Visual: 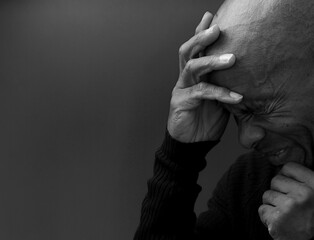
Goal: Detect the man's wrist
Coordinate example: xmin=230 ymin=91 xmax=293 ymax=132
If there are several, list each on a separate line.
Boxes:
xmin=157 ymin=129 xmax=220 ymax=172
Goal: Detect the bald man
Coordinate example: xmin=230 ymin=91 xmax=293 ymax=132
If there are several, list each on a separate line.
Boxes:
xmin=134 ymin=1 xmax=314 ymax=239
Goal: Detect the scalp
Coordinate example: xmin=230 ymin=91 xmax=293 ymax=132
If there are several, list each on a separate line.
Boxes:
xmin=205 ymin=0 xmax=314 ymax=94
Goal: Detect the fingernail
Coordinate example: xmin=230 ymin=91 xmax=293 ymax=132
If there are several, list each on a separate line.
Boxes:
xmin=201 ymin=12 xmax=209 ymax=22
xmin=203 ymin=11 xmax=211 ymax=18
xmin=229 ymin=91 xmax=243 ymax=100
xmin=219 ymin=54 xmax=235 ymax=64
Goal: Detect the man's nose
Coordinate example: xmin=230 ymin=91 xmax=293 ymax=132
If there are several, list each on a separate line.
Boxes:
xmin=238 ymin=122 xmax=265 ymax=149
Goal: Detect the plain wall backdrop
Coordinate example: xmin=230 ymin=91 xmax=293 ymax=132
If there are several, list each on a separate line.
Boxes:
xmin=0 ymin=0 xmax=246 ymax=239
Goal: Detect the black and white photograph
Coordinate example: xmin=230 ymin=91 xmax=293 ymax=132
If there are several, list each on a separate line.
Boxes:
xmin=1 ymin=0 xmax=314 ymax=239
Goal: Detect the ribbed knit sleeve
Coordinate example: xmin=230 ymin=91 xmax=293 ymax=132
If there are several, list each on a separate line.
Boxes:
xmin=133 ymin=130 xmax=219 ymax=240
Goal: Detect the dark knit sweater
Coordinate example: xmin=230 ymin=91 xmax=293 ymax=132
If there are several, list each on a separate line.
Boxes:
xmin=134 ymin=131 xmax=279 ymax=240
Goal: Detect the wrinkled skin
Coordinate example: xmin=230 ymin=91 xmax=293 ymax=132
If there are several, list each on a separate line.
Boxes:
xmin=206 ymin=0 xmax=314 ymax=168
xmin=204 ymin=0 xmax=314 ymax=239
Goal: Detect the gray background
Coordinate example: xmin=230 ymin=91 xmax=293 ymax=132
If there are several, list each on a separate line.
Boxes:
xmin=0 ymin=0 xmax=245 ymax=239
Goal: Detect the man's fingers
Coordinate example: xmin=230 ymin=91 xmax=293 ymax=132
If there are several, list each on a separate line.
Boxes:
xmin=171 ymin=82 xmax=242 ymax=112
xmin=258 ymin=204 xmax=277 ymax=227
xmin=258 ymin=204 xmax=280 ymax=237
xmin=262 ymin=190 xmax=290 ymax=207
xmin=186 ymin=82 xmax=242 ymax=105
xmin=195 ymin=12 xmax=214 ymax=58
xmin=176 ymin=54 xmax=236 ymax=88
xmin=270 ymin=174 xmax=303 ymax=194
xmin=280 ymin=162 xmax=314 ymax=186
xmin=195 ymin=11 xmax=214 ymax=35
xmin=190 ymin=25 xmax=220 ymax=59
xmin=179 ymin=24 xmax=220 ymax=70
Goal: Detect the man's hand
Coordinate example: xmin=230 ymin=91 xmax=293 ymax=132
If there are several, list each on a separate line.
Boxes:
xmin=167 ymin=11 xmax=243 ymax=143
xmin=259 ymin=162 xmax=314 ymax=240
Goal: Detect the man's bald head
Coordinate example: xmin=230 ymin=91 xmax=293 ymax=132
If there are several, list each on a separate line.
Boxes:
xmin=206 ymin=0 xmax=314 ymax=95
xmin=203 ymin=0 xmax=314 ymax=168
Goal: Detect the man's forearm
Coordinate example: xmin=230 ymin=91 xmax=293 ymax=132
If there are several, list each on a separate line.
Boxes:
xmin=134 ymin=130 xmax=218 ymax=240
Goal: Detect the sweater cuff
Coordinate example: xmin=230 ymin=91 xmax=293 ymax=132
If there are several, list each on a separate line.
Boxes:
xmin=158 ymin=130 xmax=220 ymax=171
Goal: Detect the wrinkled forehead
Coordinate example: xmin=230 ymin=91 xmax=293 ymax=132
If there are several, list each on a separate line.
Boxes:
xmin=205 ymin=0 xmax=314 ymax=97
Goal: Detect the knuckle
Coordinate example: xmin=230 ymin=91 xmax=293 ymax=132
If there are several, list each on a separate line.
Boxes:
xmin=284 ymin=197 xmax=295 ymax=209
xmin=299 ymin=186 xmax=313 ymax=201
xmin=195 ymin=26 xmax=201 ymax=35
xmin=270 ymin=176 xmax=279 ymax=189
xmin=170 ymin=99 xmax=179 ymax=110
xmin=184 ymin=60 xmax=195 ymax=74
xmin=194 ymin=33 xmax=202 ymax=43
xmin=171 ymin=87 xmax=179 ymax=97
xmin=195 ymin=31 xmax=207 ymax=46
xmin=195 ymin=82 xmax=206 ymax=93
xmin=170 ymin=95 xmax=178 ymax=107
xmin=170 ymin=89 xmax=182 ymax=105
xmin=262 ymin=191 xmax=267 ymax=199
xmin=178 ymin=44 xmax=187 ymax=57
xmin=206 ymin=55 xmax=217 ymax=65
xmin=204 ymin=57 xmax=215 ymax=69
xmin=262 ymin=190 xmax=270 ymax=201
xmin=258 ymin=205 xmax=264 ymax=216
xmin=210 ymin=85 xmax=223 ymax=96
xmin=186 ymin=86 xmax=195 ymax=97
xmin=189 ymin=82 xmax=206 ymax=99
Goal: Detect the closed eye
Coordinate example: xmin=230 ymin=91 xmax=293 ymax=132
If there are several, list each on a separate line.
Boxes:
xmin=234 ymin=104 xmax=274 ymax=122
